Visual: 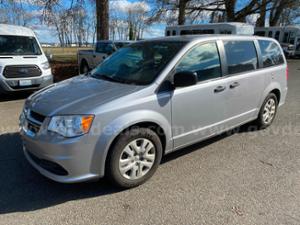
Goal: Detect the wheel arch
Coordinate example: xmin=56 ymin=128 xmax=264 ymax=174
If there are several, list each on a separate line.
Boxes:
xmin=259 ymin=82 xmax=282 ymax=110
xmin=270 ymin=88 xmax=281 ymax=103
xmin=90 ymin=110 xmax=172 ymax=177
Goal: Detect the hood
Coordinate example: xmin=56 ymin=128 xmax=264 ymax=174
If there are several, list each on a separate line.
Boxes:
xmin=26 ymin=75 xmax=144 ymax=116
xmin=0 ymin=55 xmax=48 ymax=69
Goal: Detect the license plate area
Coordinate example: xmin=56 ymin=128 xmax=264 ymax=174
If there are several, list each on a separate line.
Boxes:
xmin=19 ymin=80 xmax=32 ymax=86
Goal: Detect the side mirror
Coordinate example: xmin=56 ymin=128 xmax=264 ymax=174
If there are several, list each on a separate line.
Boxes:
xmin=173 ymin=71 xmax=197 ymax=87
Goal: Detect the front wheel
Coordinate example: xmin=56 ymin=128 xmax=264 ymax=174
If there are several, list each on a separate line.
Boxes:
xmin=106 ymin=128 xmax=162 ymax=188
xmin=254 ymin=93 xmax=278 ymax=129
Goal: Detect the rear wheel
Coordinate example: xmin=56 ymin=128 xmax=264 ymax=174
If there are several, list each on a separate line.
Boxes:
xmin=107 ymin=128 xmax=162 ymax=188
xmin=255 ymin=93 xmax=278 ymax=129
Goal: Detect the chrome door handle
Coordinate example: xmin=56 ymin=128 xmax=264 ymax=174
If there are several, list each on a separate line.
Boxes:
xmin=214 ymin=86 xmax=226 ymax=93
xmin=230 ymin=82 xmax=240 ymax=89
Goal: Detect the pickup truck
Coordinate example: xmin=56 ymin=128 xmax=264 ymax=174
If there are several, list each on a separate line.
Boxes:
xmin=78 ymin=40 xmax=132 ymax=73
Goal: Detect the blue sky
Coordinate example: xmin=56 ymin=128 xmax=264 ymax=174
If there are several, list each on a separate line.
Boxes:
xmin=28 ymin=0 xmax=166 ymax=43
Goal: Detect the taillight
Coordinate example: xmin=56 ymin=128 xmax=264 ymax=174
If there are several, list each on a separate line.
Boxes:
xmin=286 ymin=66 xmax=289 ymax=80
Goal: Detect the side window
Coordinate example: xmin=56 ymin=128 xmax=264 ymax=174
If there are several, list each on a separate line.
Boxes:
xmin=176 ymin=42 xmax=222 ymax=82
xmin=289 ymin=32 xmax=296 ymax=44
xmin=220 ymin=30 xmax=232 ymax=34
xmin=255 ymin=31 xmax=266 ymax=37
xmin=275 ymin=31 xmax=280 ymax=40
xmin=258 ymin=40 xmax=284 ymax=68
xmin=180 ymin=30 xmax=193 ymax=35
xmin=224 ymin=41 xmax=258 ymax=75
xmin=193 ymin=29 xmax=215 ymax=34
xmin=268 ymin=31 xmax=273 ymax=37
xmin=283 ymin=32 xmax=289 ymax=43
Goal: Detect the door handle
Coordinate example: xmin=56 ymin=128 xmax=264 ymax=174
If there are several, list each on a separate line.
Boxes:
xmin=214 ymin=86 xmax=226 ymax=93
xmin=229 ymin=82 xmax=240 ymax=89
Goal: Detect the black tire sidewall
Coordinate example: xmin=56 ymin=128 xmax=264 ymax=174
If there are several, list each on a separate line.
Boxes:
xmin=107 ymin=128 xmax=163 ymax=188
xmin=80 ymin=61 xmax=89 ymax=74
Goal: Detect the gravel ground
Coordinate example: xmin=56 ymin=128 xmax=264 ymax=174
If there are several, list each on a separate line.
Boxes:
xmin=0 ymin=60 xmax=299 ymax=225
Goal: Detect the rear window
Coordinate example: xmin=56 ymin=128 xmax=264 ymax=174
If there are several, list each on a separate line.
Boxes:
xmin=96 ymin=42 xmax=114 ymax=54
xmin=258 ymin=40 xmax=284 ymax=68
xmin=0 ymin=35 xmax=42 ymax=56
xmin=223 ymin=41 xmax=258 ymax=75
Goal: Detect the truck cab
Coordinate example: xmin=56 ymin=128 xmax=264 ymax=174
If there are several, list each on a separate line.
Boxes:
xmin=78 ymin=40 xmax=132 ymax=74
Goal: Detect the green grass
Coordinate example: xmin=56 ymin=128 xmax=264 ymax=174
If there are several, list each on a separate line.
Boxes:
xmin=43 ymin=47 xmax=92 ymax=63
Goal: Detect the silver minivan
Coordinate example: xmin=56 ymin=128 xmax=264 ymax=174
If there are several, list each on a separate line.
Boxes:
xmin=20 ymin=35 xmax=288 ymax=188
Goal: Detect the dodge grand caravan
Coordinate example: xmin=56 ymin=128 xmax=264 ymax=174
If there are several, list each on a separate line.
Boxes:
xmin=0 ymin=24 xmax=53 ymax=93
xmin=20 ymin=35 xmax=288 ymax=188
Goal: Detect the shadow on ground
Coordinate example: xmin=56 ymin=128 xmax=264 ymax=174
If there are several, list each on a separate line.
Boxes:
xmin=0 ymin=92 xmax=32 ymax=102
xmin=0 ymin=132 xmax=121 ymax=214
xmin=0 ymin=124 xmax=255 ymax=214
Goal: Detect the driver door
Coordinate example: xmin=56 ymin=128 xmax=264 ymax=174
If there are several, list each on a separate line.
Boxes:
xmin=171 ymin=42 xmax=229 ymax=149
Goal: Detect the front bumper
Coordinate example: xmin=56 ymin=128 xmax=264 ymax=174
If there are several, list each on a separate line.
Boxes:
xmin=0 ymin=74 xmax=53 ymax=93
xmin=20 ymin=125 xmax=101 ymax=183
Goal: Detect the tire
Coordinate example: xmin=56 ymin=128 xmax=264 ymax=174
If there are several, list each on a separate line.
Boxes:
xmin=106 ymin=128 xmax=163 ymax=188
xmin=80 ymin=60 xmax=89 ymax=74
xmin=254 ymin=93 xmax=278 ymax=129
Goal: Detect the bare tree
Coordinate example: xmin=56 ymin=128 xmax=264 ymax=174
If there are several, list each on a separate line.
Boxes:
xmin=96 ymin=0 xmax=109 ymax=40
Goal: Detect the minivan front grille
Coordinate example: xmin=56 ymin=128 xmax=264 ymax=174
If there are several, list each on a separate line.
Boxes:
xmin=25 ymin=109 xmax=46 ymax=134
xmin=3 ymin=65 xmax=42 ymax=78
xmin=30 ymin=110 xmax=46 ymax=124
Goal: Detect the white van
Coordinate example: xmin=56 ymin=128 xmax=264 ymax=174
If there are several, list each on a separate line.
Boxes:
xmin=255 ymin=26 xmax=300 ymax=57
xmin=0 ymin=24 xmax=53 ymax=94
xmin=166 ymin=22 xmax=254 ymax=36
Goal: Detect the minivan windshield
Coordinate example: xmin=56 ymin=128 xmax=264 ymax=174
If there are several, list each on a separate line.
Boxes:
xmin=0 ymin=35 xmax=42 ymax=55
xmin=91 ymin=41 xmax=186 ymax=85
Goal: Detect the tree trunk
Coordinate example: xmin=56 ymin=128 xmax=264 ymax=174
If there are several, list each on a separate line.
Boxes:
xmin=225 ymin=0 xmax=236 ymax=22
xmin=178 ymin=0 xmax=187 ymax=25
xmin=269 ymin=0 xmax=285 ymax=26
xmin=256 ymin=0 xmax=267 ymax=27
xmin=96 ymin=0 xmax=109 ymax=41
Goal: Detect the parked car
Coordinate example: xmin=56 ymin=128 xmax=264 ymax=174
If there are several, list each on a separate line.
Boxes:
xmin=20 ymin=35 xmax=288 ymax=188
xmin=78 ymin=40 xmax=132 ymax=74
xmin=0 ymin=24 xmax=53 ymax=94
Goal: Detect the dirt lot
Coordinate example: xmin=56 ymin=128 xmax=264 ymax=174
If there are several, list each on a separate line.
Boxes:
xmin=0 ymin=60 xmax=299 ymax=225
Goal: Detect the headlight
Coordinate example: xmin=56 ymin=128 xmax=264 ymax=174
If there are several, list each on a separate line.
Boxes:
xmin=48 ymin=115 xmax=94 ymax=137
xmin=41 ymin=61 xmax=50 ymax=70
